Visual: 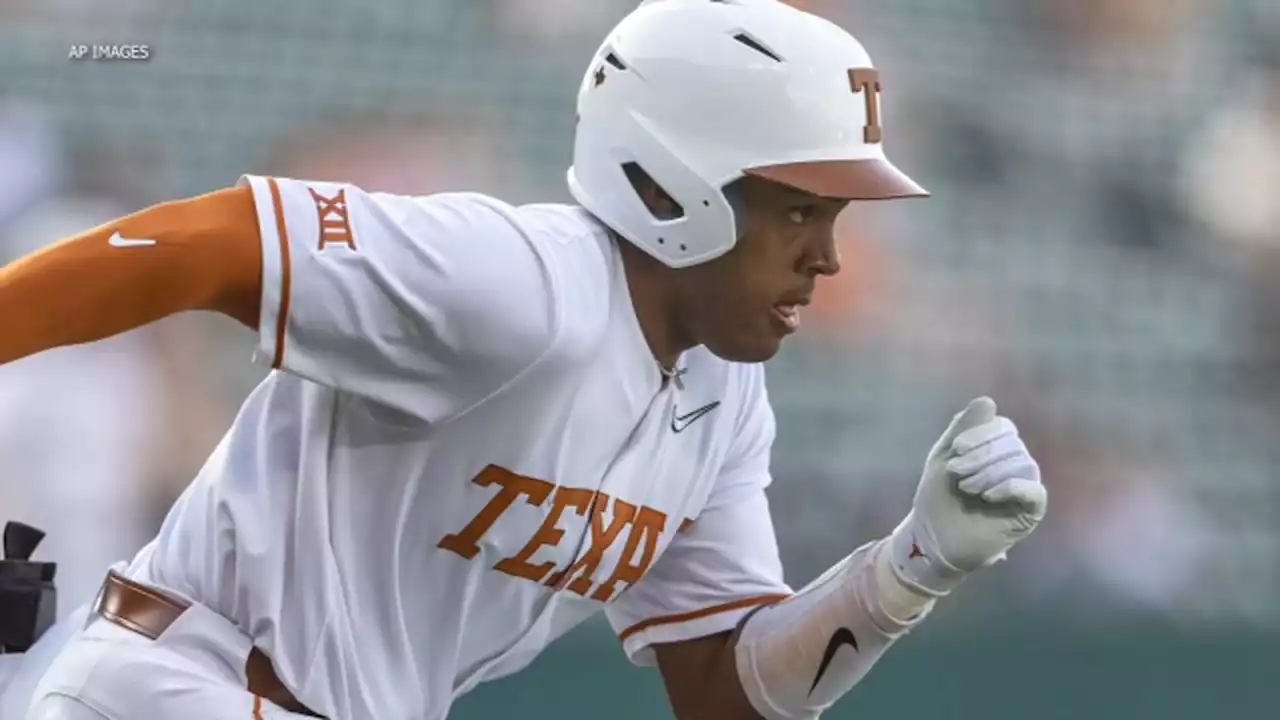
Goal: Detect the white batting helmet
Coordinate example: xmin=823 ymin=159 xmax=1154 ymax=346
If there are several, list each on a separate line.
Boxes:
xmin=567 ymin=0 xmax=927 ymax=268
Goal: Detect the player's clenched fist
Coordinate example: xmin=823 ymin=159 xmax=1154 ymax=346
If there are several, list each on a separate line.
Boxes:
xmin=888 ymin=396 xmax=1047 ymax=596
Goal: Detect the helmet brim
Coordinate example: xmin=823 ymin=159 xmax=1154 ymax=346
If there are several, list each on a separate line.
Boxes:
xmin=744 ymin=158 xmax=928 ymax=201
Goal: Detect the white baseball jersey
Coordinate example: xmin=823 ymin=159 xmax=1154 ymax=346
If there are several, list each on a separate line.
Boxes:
xmin=129 ymin=176 xmax=792 ymax=720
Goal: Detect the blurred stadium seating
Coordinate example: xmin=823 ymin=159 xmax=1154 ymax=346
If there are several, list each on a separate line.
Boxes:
xmin=0 ymin=0 xmax=1276 ymax=717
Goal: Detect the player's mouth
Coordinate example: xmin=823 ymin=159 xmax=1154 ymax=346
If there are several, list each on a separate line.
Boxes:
xmin=770 ymin=294 xmax=810 ymax=335
xmin=771 ymin=304 xmax=801 ymax=333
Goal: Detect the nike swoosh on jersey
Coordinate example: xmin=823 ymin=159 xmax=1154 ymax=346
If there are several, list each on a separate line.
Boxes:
xmin=670 ymin=401 xmax=720 ymax=433
xmin=809 ymin=627 xmax=859 ymax=695
xmin=108 ymin=231 xmax=156 ymax=247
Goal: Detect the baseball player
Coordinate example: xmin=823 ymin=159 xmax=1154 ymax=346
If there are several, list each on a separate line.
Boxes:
xmin=2 ymin=1 xmax=1047 ymax=718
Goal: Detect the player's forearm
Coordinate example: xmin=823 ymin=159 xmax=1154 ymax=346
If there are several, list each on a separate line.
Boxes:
xmin=0 ymin=186 xmax=262 ymax=365
xmin=731 ymin=539 xmax=934 ymax=720
xmin=659 ymin=539 xmax=936 ymax=720
xmin=657 ymin=630 xmax=765 ymax=720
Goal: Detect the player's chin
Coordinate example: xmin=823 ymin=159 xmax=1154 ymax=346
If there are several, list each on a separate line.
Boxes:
xmin=705 ymin=326 xmax=785 ymax=363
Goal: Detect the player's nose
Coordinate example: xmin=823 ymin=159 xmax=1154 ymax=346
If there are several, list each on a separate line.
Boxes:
xmin=803 ymin=233 xmax=841 ymax=277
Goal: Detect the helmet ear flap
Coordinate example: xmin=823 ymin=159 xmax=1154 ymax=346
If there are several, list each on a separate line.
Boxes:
xmin=569 ymin=106 xmax=742 ymax=268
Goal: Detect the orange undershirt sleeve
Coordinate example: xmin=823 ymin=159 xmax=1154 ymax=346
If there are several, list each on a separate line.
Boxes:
xmin=0 ymin=185 xmax=262 ymax=365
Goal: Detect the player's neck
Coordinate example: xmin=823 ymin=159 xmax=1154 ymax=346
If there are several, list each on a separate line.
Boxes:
xmin=617 ymin=237 xmax=693 ymax=374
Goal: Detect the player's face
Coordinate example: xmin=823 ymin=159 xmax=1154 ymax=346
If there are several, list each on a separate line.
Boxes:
xmin=678 ymin=177 xmax=847 ymax=362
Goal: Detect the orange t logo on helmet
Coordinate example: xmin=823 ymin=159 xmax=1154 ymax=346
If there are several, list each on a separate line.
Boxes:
xmin=848 ymin=68 xmax=882 ymax=144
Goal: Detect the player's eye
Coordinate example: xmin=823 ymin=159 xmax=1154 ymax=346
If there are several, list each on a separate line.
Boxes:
xmin=787 ymin=206 xmax=818 ymax=225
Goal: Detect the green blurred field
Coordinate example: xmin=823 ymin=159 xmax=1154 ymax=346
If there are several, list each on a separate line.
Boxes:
xmin=454 ymin=617 xmax=1274 ymax=720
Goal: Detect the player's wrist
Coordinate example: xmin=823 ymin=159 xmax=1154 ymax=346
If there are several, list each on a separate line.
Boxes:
xmin=870 ymin=540 xmax=936 ymax=625
xmin=886 ymin=514 xmax=968 ymax=597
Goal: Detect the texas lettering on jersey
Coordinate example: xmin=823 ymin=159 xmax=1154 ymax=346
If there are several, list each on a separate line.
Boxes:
xmin=437 ymin=465 xmax=690 ymax=602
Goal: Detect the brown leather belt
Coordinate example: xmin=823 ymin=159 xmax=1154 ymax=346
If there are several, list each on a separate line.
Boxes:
xmin=94 ymin=570 xmax=324 ymax=718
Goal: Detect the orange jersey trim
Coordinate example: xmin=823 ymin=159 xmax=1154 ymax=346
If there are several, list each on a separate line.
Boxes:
xmin=266 ymin=177 xmax=291 ymax=369
xmin=618 ymin=593 xmax=791 ymax=643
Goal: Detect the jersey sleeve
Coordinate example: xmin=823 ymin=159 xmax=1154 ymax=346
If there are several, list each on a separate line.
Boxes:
xmin=604 ymin=366 xmax=793 ymax=666
xmin=238 ymin=175 xmax=558 ymax=421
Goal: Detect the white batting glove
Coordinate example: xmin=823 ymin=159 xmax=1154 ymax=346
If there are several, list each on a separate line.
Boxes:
xmin=887 ymin=397 xmax=1047 ymax=596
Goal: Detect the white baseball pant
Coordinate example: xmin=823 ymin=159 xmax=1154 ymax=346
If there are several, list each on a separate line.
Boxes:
xmin=23 ymin=576 xmax=310 ymax=719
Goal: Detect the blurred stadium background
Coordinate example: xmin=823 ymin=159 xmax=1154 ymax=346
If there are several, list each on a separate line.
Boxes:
xmin=1 ymin=0 xmax=1277 ymax=717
